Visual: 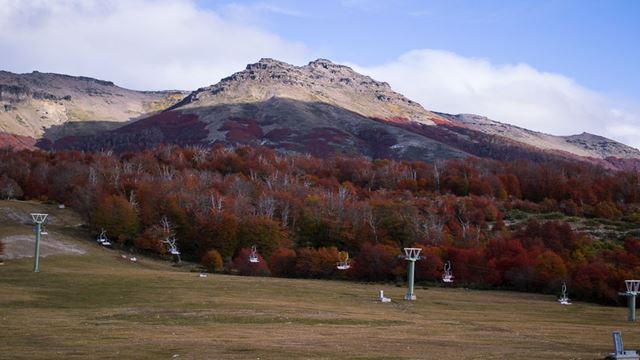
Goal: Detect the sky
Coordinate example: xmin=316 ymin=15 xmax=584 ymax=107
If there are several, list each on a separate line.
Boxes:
xmin=1 ymin=0 xmax=639 ymax=148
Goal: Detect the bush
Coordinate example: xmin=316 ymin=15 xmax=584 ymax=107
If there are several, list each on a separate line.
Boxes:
xmin=232 ymin=248 xmax=270 ymax=276
xmin=351 ymin=242 xmax=399 ymax=281
xmin=0 ymin=174 xmax=23 ymax=199
xmin=201 ymin=249 xmax=224 ymax=272
xmin=134 ymin=225 xmax=166 ymax=254
xmin=294 ymin=247 xmax=339 ymax=279
xmin=415 ymin=246 xmax=444 ymax=282
xmin=269 ymin=248 xmax=297 ymax=277
xmin=92 ymin=195 xmax=140 ymax=245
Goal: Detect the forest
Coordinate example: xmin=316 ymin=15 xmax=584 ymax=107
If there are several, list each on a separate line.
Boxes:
xmin=1 ymin=144 xmax=639 ymax=304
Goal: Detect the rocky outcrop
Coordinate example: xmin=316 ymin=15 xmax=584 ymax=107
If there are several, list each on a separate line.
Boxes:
xmin=178 ymin=58 xmax=444 ymax=126
xmin=0 ymin=71 xmax=187 ymax=140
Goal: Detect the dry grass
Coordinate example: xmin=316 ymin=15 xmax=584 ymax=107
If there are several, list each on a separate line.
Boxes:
xmin=0 ymin=200 xmax=636 ymax=359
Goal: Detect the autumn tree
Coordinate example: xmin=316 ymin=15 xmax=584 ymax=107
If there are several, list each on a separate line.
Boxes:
xmin=0 ymin=174 xmax=23 ymax=199
xmin=269 ymin=247 xmax=297 ymax=277
xmin=201 ymin=249 xmax=223 ymax=272
xmin=92 ymin=194 xmax=140 ymax=245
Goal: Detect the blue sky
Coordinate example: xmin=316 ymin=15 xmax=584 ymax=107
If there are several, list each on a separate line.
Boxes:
xmin=206 ymin=0 xmax=640 ymax=99
xmin=0 ymin=0 xmax=639 ymax=147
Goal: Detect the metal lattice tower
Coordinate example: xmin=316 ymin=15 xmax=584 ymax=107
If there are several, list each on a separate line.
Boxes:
xmin=402 ymin=248 xmax=422 ymax=301
xmin=30 ymin=213 xmax=48 ymax=272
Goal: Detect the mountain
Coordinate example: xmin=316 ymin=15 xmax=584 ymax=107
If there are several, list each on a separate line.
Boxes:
xmin=0 ymin=60 xmax=638 ymax=169
xmin=0 ymin=70 xmax=186 ymax=141
xmin=438 ymin=113 xmax=640 ymax=160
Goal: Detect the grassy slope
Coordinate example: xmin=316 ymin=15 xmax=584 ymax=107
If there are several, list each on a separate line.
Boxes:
xmin=0 ymin=201 xmax=636 ymax=359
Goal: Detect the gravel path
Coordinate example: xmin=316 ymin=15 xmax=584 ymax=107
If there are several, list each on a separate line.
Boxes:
xmin=1 ymin=235 xmax=86 ymax=260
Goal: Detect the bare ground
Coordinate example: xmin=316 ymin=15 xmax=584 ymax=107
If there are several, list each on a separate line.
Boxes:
xmin=1 ymin=234 xmax=86 ymax=260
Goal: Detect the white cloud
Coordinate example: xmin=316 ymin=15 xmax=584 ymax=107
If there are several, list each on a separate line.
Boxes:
xmin=0 ymin=0 xmax=310 ymax=90
xmin=1 ymin=3 xmax=638 ymax=149
xmin=352 ymin=49 xmax=640 ymax=149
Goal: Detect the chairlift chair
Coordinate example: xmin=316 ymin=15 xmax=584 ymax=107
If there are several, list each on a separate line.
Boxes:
xmin=442 ymin=260 xmax=454 ymax=283
xmin=559 ymin=282 xmax=571 ymax=305
xmin=336 ymin=251 xmax=351 ymax=270
xmin=378 ymin=290 xmax=391 ymax=303
xmin=40 ymin=222 xmax=49 ymax=235
xmin=97 ymin=229 xmax=112 ymax=246
xmin=249 ymin=245 xmax=259 ymax=263
xmin=164 ymin=237 xmax=180 ymax=255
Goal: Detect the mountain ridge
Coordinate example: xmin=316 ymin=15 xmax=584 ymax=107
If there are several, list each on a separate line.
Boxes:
xmin=0 ymin=70 xmax=187 ymax=141
xmin=0 ymin=59 xmax=638 ymax=169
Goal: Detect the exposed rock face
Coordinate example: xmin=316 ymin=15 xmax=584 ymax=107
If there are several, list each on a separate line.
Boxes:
xmin=0 ymin=71 xmax=186 ymax=140
xmin=176 ymin=58 xmax=443 ymax=125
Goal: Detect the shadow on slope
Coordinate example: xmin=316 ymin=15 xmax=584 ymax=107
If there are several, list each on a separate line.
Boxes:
xmin=46 ymin=98 xmax=469 ymax=162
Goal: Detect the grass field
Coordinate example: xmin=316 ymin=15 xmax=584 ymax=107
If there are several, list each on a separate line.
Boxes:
xmin=0 ymin=201 xmax=637 ymax=359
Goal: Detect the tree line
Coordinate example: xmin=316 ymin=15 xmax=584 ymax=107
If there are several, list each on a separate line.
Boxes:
xmin=1 ymin=145 xmax=639 ymax=304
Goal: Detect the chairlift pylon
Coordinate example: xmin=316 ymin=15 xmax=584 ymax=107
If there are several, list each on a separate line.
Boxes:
xmin=442 ymin=260 xmax=454 ymax=283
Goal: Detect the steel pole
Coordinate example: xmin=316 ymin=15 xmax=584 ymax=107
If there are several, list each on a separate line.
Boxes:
xmin=405 ymin=260 xmax=416 ymax=300
xmin=629 ymin=294 xmax=637 ymax=322
xmin=33 ymin=222 xmax=41 ymax=272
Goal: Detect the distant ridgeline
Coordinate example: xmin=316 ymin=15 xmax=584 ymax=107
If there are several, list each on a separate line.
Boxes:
xmin=1 ymin=144 xmax=639 ymax=304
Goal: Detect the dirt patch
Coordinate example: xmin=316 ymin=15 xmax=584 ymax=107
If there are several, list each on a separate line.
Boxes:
xmin=1 ymin=235 xmax=86 ymax=260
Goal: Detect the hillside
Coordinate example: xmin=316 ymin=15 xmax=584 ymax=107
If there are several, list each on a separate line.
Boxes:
xmin=439 ymin=113 xmax=640 ymax=160
xmin=0 ymin=201 xmax=636 ymax=359
xmin=28 ymin=58 xmax=637 ymax=169
xmin=2 ymin=146 xmax=640 ymax=306
xmin=0 ymin=70 xmax=186 ymax=141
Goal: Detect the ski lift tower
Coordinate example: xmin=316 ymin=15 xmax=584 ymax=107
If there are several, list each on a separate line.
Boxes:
xmin=402 ymin=247 xmax=422 ymax=301
xmin=620 ymin=280 xmax=640 ymax=321
xmin=30 ymin=213 xmax=48 ymax=272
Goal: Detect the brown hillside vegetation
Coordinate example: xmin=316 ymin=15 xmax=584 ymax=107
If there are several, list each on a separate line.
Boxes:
xmin=1 ymin=146 xmax=640 ymax=306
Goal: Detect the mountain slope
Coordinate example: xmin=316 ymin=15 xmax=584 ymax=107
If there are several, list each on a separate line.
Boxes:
xmin=2 ymin=59 xmax=638 ymax=169
xmin=174 ymin=58 xmax=444 ymax=125
xmin=438 ymin=113 xmax=640 ymax=160
xmin=0 ymin=70 xmax=186 ymax=141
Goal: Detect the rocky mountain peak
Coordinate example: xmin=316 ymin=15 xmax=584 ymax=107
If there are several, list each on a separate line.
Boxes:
xmin=181 ymin=58 xmax=438 ymax=125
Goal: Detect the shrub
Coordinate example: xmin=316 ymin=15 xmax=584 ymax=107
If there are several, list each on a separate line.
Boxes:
xmin=232 ymin=248 xmax=270 ymax=276
xmin=350 ymin=242 xmax=399 ymax=281
xmin=269 ymin=248 xmax=297 ymax=277
xmin=294 ymin=247 xmax=339 ymax=279
xmin=134 ymin=225 xmax=166 ymax=254
xmin=201 ymin=249 xmax=224 ymax=272
xmin=91 ymin=194 xmax=140 ymax=245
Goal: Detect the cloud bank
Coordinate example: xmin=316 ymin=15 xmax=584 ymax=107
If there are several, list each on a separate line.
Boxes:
xmin=353 ymin=49 xmax=640 ymax=149
xmin=0 ymin=0 xmax=309 ymax=90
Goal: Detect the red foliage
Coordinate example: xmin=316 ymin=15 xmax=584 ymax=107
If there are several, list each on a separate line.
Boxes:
xmin=2 ymin=144 xmax=640 ymax=304
xmin=294 ymin=247 xmax=339 ymax=279
xmin=232 ymin=248 xmax=270 ymax=276
xmin=269 ymin=247 xmax=297 ymax=277
xmin=351 ymin=242 xmax=400 ymax=281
